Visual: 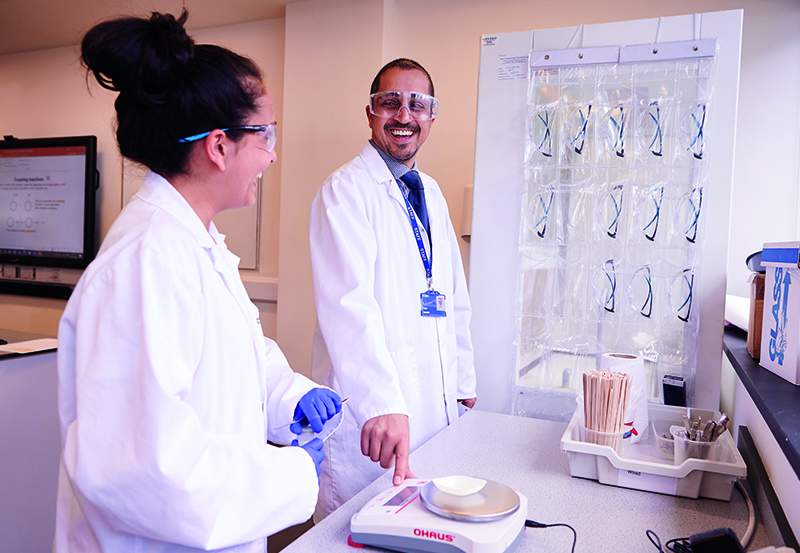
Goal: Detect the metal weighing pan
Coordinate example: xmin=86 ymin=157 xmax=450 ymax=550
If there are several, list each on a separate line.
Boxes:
xmin=419 ymin=480 xmax=520 ymax=522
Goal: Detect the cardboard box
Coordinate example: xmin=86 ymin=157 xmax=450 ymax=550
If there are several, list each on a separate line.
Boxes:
xmin=747 ymin=273 xmax=764 ymax=359
xmin=759 ymin=242 xmax=800 ymax=385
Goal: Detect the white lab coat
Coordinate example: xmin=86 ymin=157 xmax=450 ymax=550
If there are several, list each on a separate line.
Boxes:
xmin=309 ymin=142 xmax=476 ymax=518
xmin=55 ymin=172 xmax=319 ymax=553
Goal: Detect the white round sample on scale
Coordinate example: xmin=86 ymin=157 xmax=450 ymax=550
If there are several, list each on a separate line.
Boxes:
xmin=432 ymin=475 xmax=487 ymax=496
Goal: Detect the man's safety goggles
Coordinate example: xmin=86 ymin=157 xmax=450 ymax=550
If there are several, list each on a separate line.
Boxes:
xmin=369 ymin=91 xmax=439 ymax=121
xmin=178 ymin=124 xmax=277 ymax=153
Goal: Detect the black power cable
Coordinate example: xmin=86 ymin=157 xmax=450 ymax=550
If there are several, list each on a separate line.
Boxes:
xmin=525 ymin=519 xmax=577 ymax=553
xmin=647 ymin=528 xmax=694 ymax=553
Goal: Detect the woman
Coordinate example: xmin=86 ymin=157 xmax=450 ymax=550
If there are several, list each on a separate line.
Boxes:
xmin=55 ymin=10 xmax=339 ymax=552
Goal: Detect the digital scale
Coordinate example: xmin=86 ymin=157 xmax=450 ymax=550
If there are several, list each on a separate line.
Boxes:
xmin=349 ymin=478 xmax=528 ymax=553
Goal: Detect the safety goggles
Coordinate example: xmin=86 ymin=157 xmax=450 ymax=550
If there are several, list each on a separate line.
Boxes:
xmin=369 ymin=91 xmax=439 ymax=121
xmin=178 ymin=124 xmax=277 ymax=153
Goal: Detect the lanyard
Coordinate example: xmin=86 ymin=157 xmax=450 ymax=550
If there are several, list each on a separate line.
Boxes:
xmin=398 ymin=179 xmax=434 ymax=291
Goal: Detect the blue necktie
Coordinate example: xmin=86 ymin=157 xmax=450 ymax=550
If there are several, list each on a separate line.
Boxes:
xmin=401 ymin=171 xmax=429 ymax=235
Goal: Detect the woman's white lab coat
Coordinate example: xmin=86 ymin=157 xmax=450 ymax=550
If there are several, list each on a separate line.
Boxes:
xmin=309 ymin=142 xmax=477 ymax=518
xmin=55 ymin=172 xmax=319 ymax=552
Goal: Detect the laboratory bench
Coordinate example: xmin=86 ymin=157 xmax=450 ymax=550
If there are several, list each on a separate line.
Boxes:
xmin=281 ymin=409 xmax=774 ymax=553
xmin=723 ymin=326 xmax=800 ymax=549
xmin=0 ymin=326 xmax=55 ymax=357
xmin=0 ymin=328 xmax=60 ymax=553
xmin=2 ymin=325 xmax=794 ymax=552
xmin=723 ymin=326 xmax=800 ymax=478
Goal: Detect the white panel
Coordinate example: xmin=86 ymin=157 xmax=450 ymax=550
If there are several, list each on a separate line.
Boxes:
xmin=470 ymin=11 xmax=743 ymax=415
xmin=470 ymin=30 xmax=533 ymax=415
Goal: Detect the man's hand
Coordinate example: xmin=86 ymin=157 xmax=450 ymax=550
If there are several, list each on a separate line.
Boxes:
xmin=361 ymin=414 xmax=416 ymax=486
xmin=458 ymin=397 xmax=477 ymax=409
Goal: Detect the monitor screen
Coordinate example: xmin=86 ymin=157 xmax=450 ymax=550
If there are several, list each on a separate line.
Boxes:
xmin=0 ymin=136 xmax=98 ymax=270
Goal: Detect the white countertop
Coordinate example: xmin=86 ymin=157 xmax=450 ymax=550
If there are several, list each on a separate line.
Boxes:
xmin=281 ymin=410 xmax=770 ymax=552
xmin=0 ymin=333 xmax=59 ymax=553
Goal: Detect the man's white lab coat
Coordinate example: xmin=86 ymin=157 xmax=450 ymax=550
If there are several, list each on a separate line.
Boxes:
xmin=309 ymin=142 xmax=477 ymax=518
xmin=55 ymin=172 xmax=319 ymax=552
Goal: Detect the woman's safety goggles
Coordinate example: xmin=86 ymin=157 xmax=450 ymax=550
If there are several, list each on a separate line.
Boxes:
xmin=369 ymin=91 xmax=439 ymax=121
xmin=178 ymin=124 xmax=277 ymax=153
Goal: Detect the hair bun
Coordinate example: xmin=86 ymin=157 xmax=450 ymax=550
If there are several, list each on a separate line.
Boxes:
xmin=82 ymin=9 xmax=195 ymax=105
xmin=138 ymin=10 xmax=195 ymax=103
xmin=147 ymin=10 xmax=194 ymax=73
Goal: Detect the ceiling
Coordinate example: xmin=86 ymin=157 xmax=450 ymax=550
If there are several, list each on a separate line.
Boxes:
xmin=0 ymin=0 xmax=302 ymax=56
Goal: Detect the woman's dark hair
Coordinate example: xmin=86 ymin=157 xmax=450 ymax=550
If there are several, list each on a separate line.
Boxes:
xmin=81 ymin=10 xmax=264 ymax=177
xmin=370 ymin=58 xmax=434 ymax=97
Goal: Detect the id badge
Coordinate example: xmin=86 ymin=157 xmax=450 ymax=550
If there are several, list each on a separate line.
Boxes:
xmin=421 ymin=290 xmax=446 ymax=317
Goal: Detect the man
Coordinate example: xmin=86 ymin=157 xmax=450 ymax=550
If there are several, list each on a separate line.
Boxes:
xmin=309 ymin=58 xmax=477 ymax=519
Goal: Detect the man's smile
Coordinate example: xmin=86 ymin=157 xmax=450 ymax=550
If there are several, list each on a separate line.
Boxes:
xmin=388 ymin=125 xmax=417 ymax=139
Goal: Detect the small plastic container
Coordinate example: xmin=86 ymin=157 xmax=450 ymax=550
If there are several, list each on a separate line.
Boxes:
xmin=294 ymin=426 xmax=316 ymax=446
xmin=652 ymin=420 xmax=675 ymax=461
xmin=670 ymin=426 xmax=720 ymax=465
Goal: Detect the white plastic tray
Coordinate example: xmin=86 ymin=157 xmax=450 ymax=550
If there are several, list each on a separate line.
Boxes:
xmin=560 ymin=404 xmax=747 ymax=500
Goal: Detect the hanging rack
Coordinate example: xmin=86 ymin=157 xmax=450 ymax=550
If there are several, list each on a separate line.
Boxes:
xmin=530 ymin=13 xmax=716 ymax=68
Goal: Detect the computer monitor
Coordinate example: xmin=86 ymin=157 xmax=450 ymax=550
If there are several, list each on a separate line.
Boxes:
xmin=0 ymin=135 xmax=98 ymax=271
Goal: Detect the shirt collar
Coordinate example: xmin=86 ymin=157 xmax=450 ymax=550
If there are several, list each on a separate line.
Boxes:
xmin=369 ymin=139 xmax=418 ymax=181
xmin=136 ymin=171 xmax=223 ymax=250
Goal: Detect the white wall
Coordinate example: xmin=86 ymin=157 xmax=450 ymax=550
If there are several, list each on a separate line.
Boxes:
xmin=727 ymin=0 xmax=800 ymax=295
xmin=2 ymin=0 xmax=799 ymax=360
xmin=277 ymin=0 xmax=387 ymax=376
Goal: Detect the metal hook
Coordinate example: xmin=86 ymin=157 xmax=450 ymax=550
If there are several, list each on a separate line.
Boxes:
xmin=567 ymin=24 xmax=585 ymax=49
xmin=655 ymin=17 xmax=663 ymax=44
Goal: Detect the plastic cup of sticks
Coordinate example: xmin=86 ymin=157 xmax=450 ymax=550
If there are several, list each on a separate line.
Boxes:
xmin=670 ymin=425 xmax=720 ymax=465
xmin=579 ymin=416 xmax=626 ymax=455
xmin=580 ymin=368 xmax=634 ymax=456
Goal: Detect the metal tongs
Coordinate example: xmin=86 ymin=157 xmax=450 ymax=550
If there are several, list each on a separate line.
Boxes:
xmin=681 ymin=411 xmax=729 ymax=442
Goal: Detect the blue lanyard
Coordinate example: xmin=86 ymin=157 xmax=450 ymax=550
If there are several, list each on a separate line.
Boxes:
xmin=398 ymin=179 xmax=433 ymax=291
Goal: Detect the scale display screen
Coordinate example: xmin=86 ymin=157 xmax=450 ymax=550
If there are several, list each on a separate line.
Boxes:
xmin=384 ymin=486 xmax=419 ymax=507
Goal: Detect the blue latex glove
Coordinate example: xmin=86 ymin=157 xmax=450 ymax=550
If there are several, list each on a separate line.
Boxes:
xmin=291 ymin=388 xmax=342 ymax=434
xmin=292 ymin=437 xmax=325 ymax=483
